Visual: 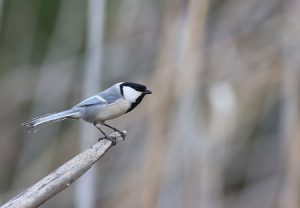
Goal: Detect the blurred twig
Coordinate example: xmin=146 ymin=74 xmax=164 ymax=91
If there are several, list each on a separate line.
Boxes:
xmin=0 ymin=132 xmax=125 ymax=208
xmin=75 ymin=0 xmax=106 ymax=207
xmin=280 ymin=1 xmax=300 ymax=208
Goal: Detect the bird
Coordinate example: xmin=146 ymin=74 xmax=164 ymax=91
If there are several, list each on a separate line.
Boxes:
xmin=23 ymin=82 xmax=152 ymax=144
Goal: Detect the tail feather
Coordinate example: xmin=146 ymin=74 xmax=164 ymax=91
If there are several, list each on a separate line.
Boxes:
xmin=23 ymin=109 xmax=80 ymax=132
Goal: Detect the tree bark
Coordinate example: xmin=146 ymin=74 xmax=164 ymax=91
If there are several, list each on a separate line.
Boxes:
xmin=1 ymin=132 xmax=125 ymax=208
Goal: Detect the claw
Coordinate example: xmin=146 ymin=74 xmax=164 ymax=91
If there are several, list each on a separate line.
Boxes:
xmin=101 ymin=123 xmax=126 ymax=140
xmin=106 ymin=136 xmax=117 ymax=145
xmin=120 ymin=131 xmax=126 ymax=140
xmin=95 ymin=122 xmax=125 ymax=144
xmin=98 ymin=135 xmax=117 ymax=145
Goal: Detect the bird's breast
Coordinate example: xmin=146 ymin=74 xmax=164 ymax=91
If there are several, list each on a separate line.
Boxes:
xmin=82 ymin=99 xmax=130 ymax=123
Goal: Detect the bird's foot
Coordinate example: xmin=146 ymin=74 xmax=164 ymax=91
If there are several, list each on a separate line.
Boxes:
xmin=101 ymin=123 xmax=126 ymax=140
xmin=107 ymin=136 xmax=117 ymax=145
xmin=117 ymin=130 xmax=126 ymax=140
xmin=98 ymin=136 xmax=117 ymax=145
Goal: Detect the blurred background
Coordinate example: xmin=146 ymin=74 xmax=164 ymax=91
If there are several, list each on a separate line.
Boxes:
xmin=0 ymin=0 xmax=299 ymax=207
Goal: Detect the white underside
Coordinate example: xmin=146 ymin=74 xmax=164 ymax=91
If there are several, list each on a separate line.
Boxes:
xmin=80 ymin=98 xmax=130 ymax=123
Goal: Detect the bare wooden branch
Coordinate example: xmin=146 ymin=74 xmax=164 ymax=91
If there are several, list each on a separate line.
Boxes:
xmin=1 ymin=131 xmax=126 ymax=208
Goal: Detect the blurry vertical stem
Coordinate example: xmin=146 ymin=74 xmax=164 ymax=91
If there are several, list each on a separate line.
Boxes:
xmin=139 ymin=0 xmax=181 ymax=207
xmin=280 ymin=0 xmax=300 ymax=207
xmin=175 ymin=1 xmax=212 ymax=207
xmin=75 ymin=1 xmax=106 ymax=208
xmin=141 ymin=0 xmax=209 ymax=207
xmin=158 ymin=0 xmax=212 ymax=207
xmin=18 ymin=0 xmax=83 ymax=169
xmin=0 ymin=0 xmax=4 ymax=32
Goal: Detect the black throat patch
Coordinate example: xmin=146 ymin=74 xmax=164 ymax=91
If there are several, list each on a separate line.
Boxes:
xmin=120 ymin=82 xmax=148 ymax=113
xmin=126 ymin=94 xmax=146 ymax=113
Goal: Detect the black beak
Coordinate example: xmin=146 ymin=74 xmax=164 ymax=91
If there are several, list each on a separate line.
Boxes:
xmin=144 ymin=89 xmax=152 ymax=94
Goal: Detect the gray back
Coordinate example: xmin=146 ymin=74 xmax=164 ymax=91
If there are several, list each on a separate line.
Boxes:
xmin=97 ymin=84 xmax=122 ymax=104
xmin=74 ymin=83 xmax=123 ymax=107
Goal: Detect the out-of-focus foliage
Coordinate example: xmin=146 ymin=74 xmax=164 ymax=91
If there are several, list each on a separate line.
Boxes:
xmin=0 ymin=0 xmax=299 ymax=208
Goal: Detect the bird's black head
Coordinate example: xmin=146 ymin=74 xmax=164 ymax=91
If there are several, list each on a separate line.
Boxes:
xmin=120 ymin=82 xmax=152 ymax=112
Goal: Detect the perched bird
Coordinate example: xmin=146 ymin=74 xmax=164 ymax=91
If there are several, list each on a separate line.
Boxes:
xmin=23 ymin=82 xmax=152 ymax=144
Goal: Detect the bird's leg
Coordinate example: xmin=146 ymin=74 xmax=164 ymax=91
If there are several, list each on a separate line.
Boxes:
xmin=94 ymin=122 xmax=108 ymax=138
xmin=101 ymin=123 xmax=126 ymax=140
xmin=94 ymin=122 xmax=116 ymax=145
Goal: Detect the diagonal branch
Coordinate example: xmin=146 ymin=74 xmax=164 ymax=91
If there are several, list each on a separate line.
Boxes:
xmin=1 ymin=131 xmax=126 ymax=208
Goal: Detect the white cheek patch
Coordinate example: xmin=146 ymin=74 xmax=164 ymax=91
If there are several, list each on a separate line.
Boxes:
xmin=123 ymin=86 xmax=142 ymax=103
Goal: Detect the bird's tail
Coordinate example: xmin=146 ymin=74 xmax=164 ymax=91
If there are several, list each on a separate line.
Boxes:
xmin=22 ymin=108 xmax=81 ymax=133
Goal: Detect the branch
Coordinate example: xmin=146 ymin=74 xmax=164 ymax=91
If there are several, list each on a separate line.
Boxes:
xmin=1 ymin=131 xmax=126 ymax=208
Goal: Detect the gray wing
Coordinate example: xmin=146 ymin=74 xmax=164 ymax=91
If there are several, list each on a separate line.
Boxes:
xmin=93 ymin=85 xmax=122 ymax=104
xmin=98 ymin=89 xmax=121 ymax=104
xmin=74 ymin=84 xmax=122 ymax=107
xmin=74 ymin=95 xmax=107 ymax=107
